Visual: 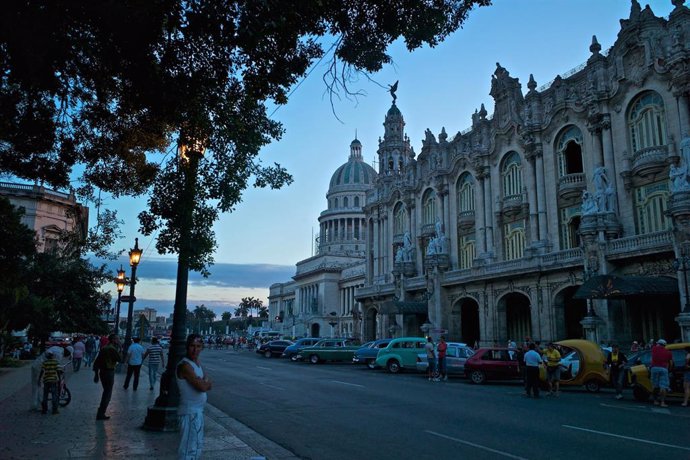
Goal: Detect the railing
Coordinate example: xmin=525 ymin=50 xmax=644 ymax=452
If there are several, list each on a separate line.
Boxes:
xmin=632 ymin=145 xmax=668 ymax=165
xmin=421 ymin=223 xmax=436 ymax=235
xmin=606 ymin=230 xmax=673 ymax=255
xmin=558 ymin=173 xmax=585 ymax=188
xmin=0 ymin=182 xmax=72 ymax=199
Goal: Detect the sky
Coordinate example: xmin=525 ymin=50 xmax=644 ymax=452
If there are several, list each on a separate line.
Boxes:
xmin=92 ymin=0 xmax=675 ymax=318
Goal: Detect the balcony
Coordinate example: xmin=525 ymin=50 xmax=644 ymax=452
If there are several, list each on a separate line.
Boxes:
xmin=457 ymin=210 xmax=476 ymax=231
xmin=630 ymin=145 xmax=669 ymax=178
xmin=500 ymin=193 xmax=524 ymax=218
xmin=557 ymin=173 xmax=586 ymax=200
xmin=606 ymin=230 xmax=673 ymax=260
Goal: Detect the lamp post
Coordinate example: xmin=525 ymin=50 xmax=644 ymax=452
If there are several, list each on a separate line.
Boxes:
xmin=673 ymin=249 xmax=690 ymax=313
xmin=113 ymin=265 xmax=127 ymax=335
xmin=145 ymin=138 xmax=205 ymax=431
xmin=123 ymin=238 xmax=143 ymax=351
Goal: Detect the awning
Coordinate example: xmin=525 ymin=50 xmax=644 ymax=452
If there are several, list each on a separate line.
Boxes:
xmin=572 ymin=275 xmax=678 ymax=299
xmin=379 ymin=301 xmax=428 ymax=315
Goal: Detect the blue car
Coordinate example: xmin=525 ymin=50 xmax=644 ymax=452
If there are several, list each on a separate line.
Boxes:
xmin=352 ymin=339 xmax=392 ymax=369
xmin=282 ymin=337 xmax=322 ymax=361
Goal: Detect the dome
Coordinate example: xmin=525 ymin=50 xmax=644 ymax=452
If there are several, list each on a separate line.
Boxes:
xmin=329 ymin=156 xmax=377 ymax=189
xmin=387 ymin=103 xmax=401 ymax=117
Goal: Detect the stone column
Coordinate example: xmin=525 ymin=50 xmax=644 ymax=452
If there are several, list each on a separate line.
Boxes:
xmin=535 ymin=150 xmax=547 ymax=242
xmin=525 ymin=155 xmax=538 ymax=245
xmin=601 ymin=115 xmax=618 ymax=213
xmin=476 ymin=173 xmax=487 ymax=254
xmin=483 ymin=172 xmax=494 ymax=254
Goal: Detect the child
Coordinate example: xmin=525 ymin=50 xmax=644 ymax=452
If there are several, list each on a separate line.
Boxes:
xmin=38 ymin=352 xmax=60 ymax=415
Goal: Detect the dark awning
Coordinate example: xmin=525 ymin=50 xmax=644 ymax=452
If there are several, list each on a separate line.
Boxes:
xmin=379 ymin=301 xmax=428 ymax=315
xmin=573 ymin=275 xmax=678 ymax=299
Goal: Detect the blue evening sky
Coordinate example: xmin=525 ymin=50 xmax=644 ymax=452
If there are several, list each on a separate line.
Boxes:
xmin=96 ymin=1 xmax=673 ymax=317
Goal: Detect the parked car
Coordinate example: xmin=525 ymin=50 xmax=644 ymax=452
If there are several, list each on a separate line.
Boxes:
xmin=539 ymin=339 xmax=609 ymax=392
xmin=282 ymin=338 xmax=322 ymax=361
xmin=628 ymin=342 xmax=690 ymax=402
xmin=159 ymin=337 xmax=171 ymax=349
xmin=375 ymin=337 xmax=428 ymax=373
xmin=257 ymin=340 xmax=294 ymax=358
xmin=296 ymin=338 xmax=361 ymax=364
xmin=352 ymin=339 xmax=392 ymax=369
xmin=464 ymin=347 xmax=522 ymax=384
xmin=416 ymin=343 xmax=475 ymax=377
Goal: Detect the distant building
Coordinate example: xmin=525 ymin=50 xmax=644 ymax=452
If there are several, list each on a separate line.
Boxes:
xmin=0 ymin=182 xmax=88 ymax=253
xmin=133 ymin=307 xmax=157 ymax=322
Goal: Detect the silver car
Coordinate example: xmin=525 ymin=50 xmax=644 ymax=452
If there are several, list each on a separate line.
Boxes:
xmin=416 ymin=343 xmax=475 ymax=377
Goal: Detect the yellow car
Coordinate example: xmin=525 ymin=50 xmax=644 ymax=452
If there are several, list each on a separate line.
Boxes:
xmin=539 ymin=339 xmax=610 ymax=392
xmin=628 ymin=342 xmax=689 ymax=402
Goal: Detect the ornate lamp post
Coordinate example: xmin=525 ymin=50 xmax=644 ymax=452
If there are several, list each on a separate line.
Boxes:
xmin=123 ymin=238 xmax=143 ymax=351
xmin=145 ymin=138 xmax=205 ymax=431
xmin=113 ymin=265 xmax=127 ymax=335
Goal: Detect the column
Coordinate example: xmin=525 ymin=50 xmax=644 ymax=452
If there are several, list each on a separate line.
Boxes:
xmin=676 ymin=93 xmax=690 ymax=135
xmin=476 ymin=175 xmax=487 ymax=254
xmin=590 ymin=127 xmax=604 ymax=168
xmin=483 ymin=173 xmax=494 ymax=253
xmin=535 ymin=152 xmax=547 ymax=242
xmin=602 ymin=116 xmax=618 ymax=213
xmin=526 ymin=156 xmax=538 ymax=245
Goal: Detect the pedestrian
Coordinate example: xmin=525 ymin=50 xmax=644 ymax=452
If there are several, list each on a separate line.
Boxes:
xmin=523 ymin=343 xmax=541 ymax=398
xmin=650 ymin=339 xmax=673 ymax=408
xmin=630 ymin=340 xmax=639 ymax=353
xmin=72 ymin=337 xmax=85 ymax=372
xmin=543 ymin=342 xmax=562 ymax=396
xmin=31 ymin=346 xmax=71 ymax=411
xmin=437 ymin=336 xmax=448 ymax=381
xmin=123 ymin=337 xmax=145 ymax=391
xmin=93 ymin=333 xmax=122 ymax=421
xmin=682 ymin=346 xmax=690 ymax=407
xmin=143 ymin=337 xmax=166 ymax=391
xmin=177 ymin=333 xmax=212 ymax=460
xmin=425 ymin=336 xmax=437 ymax=381
xmin=84 ymin=335 xmax=96 ymax=367
xmin=38 ymin=351 xmax=60 ymax=415
xmin=606 ymin=344 xmax=628 ymax=400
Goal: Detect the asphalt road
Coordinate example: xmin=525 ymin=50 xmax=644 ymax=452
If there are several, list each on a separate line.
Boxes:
xmin=202 ymin=348 xmax=690 ymax=460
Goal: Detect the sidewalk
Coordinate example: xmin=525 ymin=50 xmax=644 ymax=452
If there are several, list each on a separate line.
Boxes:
xmin=0 ymin=362 xmax=298 ymax=459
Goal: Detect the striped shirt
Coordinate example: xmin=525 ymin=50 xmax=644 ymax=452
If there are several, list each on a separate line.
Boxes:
xmin=146 ymin=344 xmax=164 ymax=365
xmin=41 ymin=359 xmax=60 ymax=383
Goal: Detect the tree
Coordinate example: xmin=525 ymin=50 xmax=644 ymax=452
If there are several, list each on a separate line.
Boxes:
xmin=238 ymin=297 xmax=264 ymax=318
xmin=233 ymin=304 xmax=249 ymax=319
xmin=221 ymin=311 xmax=232 ymax=322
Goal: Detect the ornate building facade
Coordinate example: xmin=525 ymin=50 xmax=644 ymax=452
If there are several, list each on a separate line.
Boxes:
xmin=357 ymin=1 xmax=690 ymax=346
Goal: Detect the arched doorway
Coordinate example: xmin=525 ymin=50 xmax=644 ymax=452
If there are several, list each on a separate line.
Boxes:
xmin=452 ymin=298 xmax=480 ymax=346
xmin=364 ymin=307 xmax=378 ymax=341
xmin=502 ymin=293 xmax=532 ymax=343
xmin=554 ymin=286 xmax=587 ymax=339
xmin=311 ymin=323 xmax=320 ymax=338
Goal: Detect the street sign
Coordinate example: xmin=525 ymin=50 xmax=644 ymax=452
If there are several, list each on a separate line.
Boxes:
xmin=120 ymin=295 xmax=137 ymax=303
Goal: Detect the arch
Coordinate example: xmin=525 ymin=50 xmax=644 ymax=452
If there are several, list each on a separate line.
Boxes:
xmin=354 ymin=196 xmax=360 ymax=207
xmin=451 ymin=298 xmax=480 ymax=346
xmin=343 ymin=196 xmax=349 ymax=208
xmin=364 ymin=306 xmax=378 ymax=342
xmin=501 ymin=151 xmax=523 ymax=198
xmin=334 ymin=197 xmax=339 ymax=208
xmin=422 ymin=188 xmax=437 ymax=225
xmin=497 ymin=292 xmax=532 ymax=343
xmin=311 ymin=323 xmax=321 ymax=338
xmin=627 ymin=90 xmax=667 ymax=154
xmin=456 ymin=172 xmax=475 ymax=214
xmin=553 ymin=285 xmax=587 ymax=339
xmin=555 ymin=125 xmax=584 ymax=176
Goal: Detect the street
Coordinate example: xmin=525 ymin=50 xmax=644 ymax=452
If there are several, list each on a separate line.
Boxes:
xmin=202 ymin=348 xmax=690 ymax=460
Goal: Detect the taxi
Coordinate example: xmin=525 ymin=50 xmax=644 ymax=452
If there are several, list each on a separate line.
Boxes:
xmin=628 ymin=342 xmax=689 ymax=402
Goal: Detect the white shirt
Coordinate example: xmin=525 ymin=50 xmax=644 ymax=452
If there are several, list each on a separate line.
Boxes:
xmin=126 ymin=342 xmax=145 ymax=365
xmin=177 ymin=358 xmax=207 ymax=415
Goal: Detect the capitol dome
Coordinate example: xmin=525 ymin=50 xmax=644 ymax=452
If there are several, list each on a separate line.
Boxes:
xmin=328 ymin=138 xmax=377 ymax=190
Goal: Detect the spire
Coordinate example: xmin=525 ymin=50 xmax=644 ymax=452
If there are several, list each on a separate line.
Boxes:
xmin=527 ymin=74 xmax=537 ymax=92
xmin=590 ymin=35 xmax=601 ymax=55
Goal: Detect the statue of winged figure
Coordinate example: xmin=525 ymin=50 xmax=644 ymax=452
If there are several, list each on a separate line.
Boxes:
xmin=389 ymin=80 xmax=399 ymax=103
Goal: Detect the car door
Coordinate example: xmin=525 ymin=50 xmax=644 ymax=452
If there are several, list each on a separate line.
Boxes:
xmin=445 ymin=346 xmax=461 ymax=374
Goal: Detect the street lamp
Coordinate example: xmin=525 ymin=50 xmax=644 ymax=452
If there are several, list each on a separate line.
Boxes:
xmin=123 ymin=238 xmax=143 ymax=351
xmin=673 ymin=249 xmax=690 ymax=313
xmin=145 ymin=137 xmax=205 ymax=431
xmin=113 ymin=265 xmax=127 ymax=335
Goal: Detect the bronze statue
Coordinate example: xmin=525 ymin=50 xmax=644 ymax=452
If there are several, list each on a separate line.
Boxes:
xmin=389 ymin=80 xmax=398 ymax=103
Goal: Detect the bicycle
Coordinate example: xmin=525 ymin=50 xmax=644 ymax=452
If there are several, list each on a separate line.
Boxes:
xmin=57 ymin=364 xmax=71 ymax=407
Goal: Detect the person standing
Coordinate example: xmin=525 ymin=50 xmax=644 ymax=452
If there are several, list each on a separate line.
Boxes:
xmin=523 ymin=343 xmax=541 ymax=398
xmin=606 ymin=344 xmax=628 ymax=400
xmin=143 ymin=337 xmax=166 ymax=391
xmin=31 ymin=346 xmax=70 ymax=411
xmin=682 ymin=346 xmax=690 ymax=407
xmin=84 ymin=335 xmax=96 ymax=368
xmin=38 ymin=351 xmax=61 ymax=415
xmin=177 ymin=334 xmax=212 ymax=460
xmin=425 ymin=336 xmax=437 ymax=382
xmin=93 ymin=334 xmax=122 ymax=421
xmin=437 ymin=336 xmax=448 ymax=381
xmin=123 ymin=337 xmax=145 ymax=391
xmin=650 ymin=339 xmax=673 ymax=408
xmin=72 ymin=337 xmax=85 ymax=372
xmin=543 ymin=343 xmax=562 ymax=397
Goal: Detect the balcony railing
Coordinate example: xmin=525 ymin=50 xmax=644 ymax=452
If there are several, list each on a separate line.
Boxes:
xmin=606 ymin=230 xmax=673 ymax=256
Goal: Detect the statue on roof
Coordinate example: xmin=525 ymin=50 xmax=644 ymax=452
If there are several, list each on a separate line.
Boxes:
xmin=389 ymin=80 xmax=399 ymax=104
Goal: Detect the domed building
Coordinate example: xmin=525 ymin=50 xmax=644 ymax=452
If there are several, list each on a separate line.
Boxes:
xmin=268 ymin=139 xmax=376 ymax=339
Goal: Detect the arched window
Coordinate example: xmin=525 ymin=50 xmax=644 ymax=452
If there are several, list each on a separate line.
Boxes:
xmin=628 ymin=91 xmax=667 ymax=154
xmin=458 ymin=234 xmax=476 ymax=269
xmin=343 ymin=196 xmax=349 ymax=208
xmin=504 ymin=222 xmax=525 ymax=260
xmin=456 ymin=172 xmax=475 ymax=214
xmin=501 ymin=152 xmax=522 ymax=198
xmin=422 ymin=189 xmax=437 ymax=225
xmin=556 ymin=126 xmax=584 ymax=177
xmin=354 ymin=196 xmax=360 ymax=207
xmin=334 ymin=198 xmax=339 ymax=208
xmin=393 ymin=203 xmax=405 ymax=235
xmin=635 ymin=182 xmax=671 ymax=234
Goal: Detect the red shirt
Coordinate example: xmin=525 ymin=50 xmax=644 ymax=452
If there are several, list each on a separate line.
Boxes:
xmin=437 ymin=341 xmax=447 ymax=359
xmin=650 ymin=345 xmax=672 ymax=368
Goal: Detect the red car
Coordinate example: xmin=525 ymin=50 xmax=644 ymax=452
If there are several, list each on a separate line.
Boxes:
xmin=464 ymin=347 xmax=522 ymax=384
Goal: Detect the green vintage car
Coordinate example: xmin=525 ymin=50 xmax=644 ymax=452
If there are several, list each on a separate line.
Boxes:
xmin=296 ymin=338 xmax=361 ymax=364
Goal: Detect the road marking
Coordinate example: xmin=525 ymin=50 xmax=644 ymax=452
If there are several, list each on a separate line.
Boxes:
xmin=260 ymin=382 xmax=285 ymax=391
xmin=425 ymin=430 xmax=528 ymax=460
xmin=331 ymin=380 xmax=365 ymax=388
xmin=256 ymin=366 xmax=271 ymax=371
xmin=562 ymin=425 xmax=690 ymax=451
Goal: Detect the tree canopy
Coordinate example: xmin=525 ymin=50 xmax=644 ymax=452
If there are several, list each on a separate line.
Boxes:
xmin=0 ymin=1 xmax=490 ymax=272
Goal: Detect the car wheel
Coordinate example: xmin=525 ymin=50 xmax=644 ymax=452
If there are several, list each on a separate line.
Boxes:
xmin=632 ymin=385 xmax=650 ymax=402
xmin=309 ymin=354 xmax=320 ymax=364
xmin=469 ymin=370 xmax=486 ymax=384
xmin=290 ymin=354 xmax=298 ymax=362
xmin=584 ymin=379 xmax=601 ymax=393
xmin=387 ymin=360 xmax=401 ymax=374
xmin=367 ymin=359 xmax=377 ymax=370
xmin=264 ymin=350 xmax=272 ymax=358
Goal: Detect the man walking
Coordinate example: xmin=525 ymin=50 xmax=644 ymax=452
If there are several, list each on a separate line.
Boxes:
xmin=177 ymin=334 xmax=212 ymax=460
xmin=606 ymin=344 xmax=628 ymax=400
xmin=143 ymin=337 xmax=166 ymax=391
xmin=543 ymin=343 xmax=561 ymax=396
xmin=650 ymin=339 xmax=673 ymax=408
xmin=72 ymin=337 xmax=85 ymax=372
xmin=523 ymin=343 xmax=541 ymax=398
xmin=93 ymin=334 xmax=122 ymax=421
xmin=123 ymin=337 xmax=145 ymax=391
